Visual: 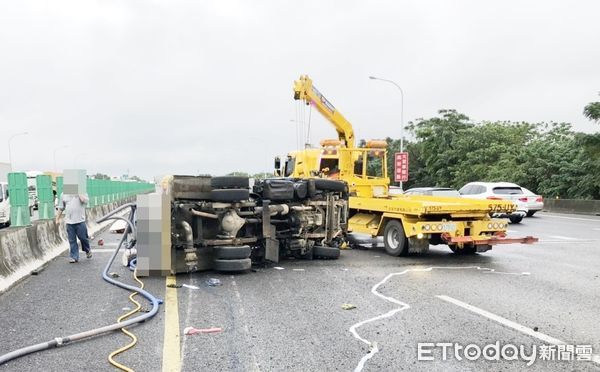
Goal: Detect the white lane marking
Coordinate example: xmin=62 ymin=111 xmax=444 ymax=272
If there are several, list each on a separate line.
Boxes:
xmin=231 ymin=279 xmax=261 ymax=372
xmin=437 ymin=295 xmax=562 ymax=344
xmin=541 ymin=214 xmax=600 ymax=222
xmin=180 ymin=275 xmax=195 ymax=371
xmin=349 ymin=266 xmax=529 ymax=372
xmin=538 ymin=239 xmax=595 ymax=244
xmin=547 ymin=235 xmax=580 ymax=241
xmin=437 ymin=295 xmax=600 ymax=366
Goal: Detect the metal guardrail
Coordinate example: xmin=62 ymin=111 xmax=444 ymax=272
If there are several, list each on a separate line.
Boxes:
xmin=5 ymin=172 xmax=154 ymax=227
xmin=543 ymin=199 xmax=600 ymax=216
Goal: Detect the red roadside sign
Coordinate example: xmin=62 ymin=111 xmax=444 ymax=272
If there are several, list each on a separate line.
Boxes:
xmin=394 ymin=152 xmax=409 ymax=182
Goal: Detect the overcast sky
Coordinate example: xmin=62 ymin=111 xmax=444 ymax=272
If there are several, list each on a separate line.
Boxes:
xmin=1 ymin=0 xmax=599 ymax=180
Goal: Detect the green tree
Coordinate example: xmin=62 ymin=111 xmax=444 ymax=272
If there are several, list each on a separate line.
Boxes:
xmin=584 ymin=94 xmax=600 ymax=123
xmin=92 ymin=173 xmax=110 ymax=180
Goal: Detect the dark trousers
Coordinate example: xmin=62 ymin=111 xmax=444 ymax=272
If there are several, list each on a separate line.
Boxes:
xmin=66 ymin=222 xmax=90 ymax=260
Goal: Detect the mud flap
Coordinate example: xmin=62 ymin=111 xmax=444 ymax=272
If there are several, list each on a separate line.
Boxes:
xmin=408 ymin=237 xmax=429 ymax=254
xmin=262 ymin=200 xmax=279 ymax=263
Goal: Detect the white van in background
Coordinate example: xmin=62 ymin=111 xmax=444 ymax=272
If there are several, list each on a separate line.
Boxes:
xmin=26 ymin=170 xmax=43 ymax=211
xmin=0 ymin=182 xmax=9 ymax=228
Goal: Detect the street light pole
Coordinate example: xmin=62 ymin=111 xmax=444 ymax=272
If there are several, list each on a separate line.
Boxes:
xmin=8 ymin=131 xmax=28 ymax=170
xmin=369 ymin=76 xmax=405 ymax=189
xmin=53 ymin=145 xmax=69 ymax=172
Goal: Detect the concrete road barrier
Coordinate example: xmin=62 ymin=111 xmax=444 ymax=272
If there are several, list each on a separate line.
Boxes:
xmin=543 ymin=199 xmax=600 ymax=216
xmin=0 ymin=198 xmax=135 ymax=293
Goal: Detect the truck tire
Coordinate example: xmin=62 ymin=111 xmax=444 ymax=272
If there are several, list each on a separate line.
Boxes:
xmin=313 ymin=245 xmax=340 ymax=259
xmin=307 ymin=179 xmax=317 ymax=198
xmin=213 ymin=245 xmax=251 ymax=259
xmin=213 ymin=258 xmax=251 ymax=272
xmin=210 ymin=189 xmax=249 ymax=202
xmin=313 ymin=179 xmax=346 ymax=192
xmin=293 ymin=181 xmax=308 ymax=199
xmin=509 ymin=215 xmax=523 ymax=224
xmin=383 ymin=220 xmax=409 ymax=256
xmin=211 ymin=176 xmax=249 ymax=189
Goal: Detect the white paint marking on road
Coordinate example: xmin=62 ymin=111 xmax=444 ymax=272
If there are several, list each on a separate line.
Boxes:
xmin=349 ymin=266 xmax=530 ymax=372
xmin=547 ymin=235 xmax=580 ymax=241
xmin=180 ymin=275 xmax=195 ymax=372
xmin=538 ymin=239 xmax=595 ymax=244
xmin=437 ymin=294 xmax=600 ymax=366
xmin=437 ymin=295 xmax=563 ymax=344
xmin=541 ymin=214 xmax=600 ymax=222
xmin=231 ymin=279 xmax=261 ymax=372
xmin=482 ymin=271 xmax=530 ymax=276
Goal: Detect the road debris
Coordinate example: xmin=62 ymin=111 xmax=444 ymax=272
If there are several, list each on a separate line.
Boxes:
xmin=109 ymin=272 xmax=120 ymax=278
xmin=206 ymin=278 xmax=222 ymax=286
xmin=182 ymin=284 xmax=200 ymax=290
xmin=184 ymin=326 xmax=223 ymax=336
xmin=342 ymin=303 xmax=357 ymax=310
xmin=167 ymin=283 xmax=183 ymax=288
xmin=97 ymin=239 xmax=104 ymax=246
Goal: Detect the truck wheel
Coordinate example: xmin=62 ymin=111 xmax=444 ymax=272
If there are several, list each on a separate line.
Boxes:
xmin=383 ymin=220 xmax=409 ymax=256
xmin=509 ymin=215 xmax=523 ymax=224
xmin=211 ymin=176 xmax=249 ymax=189
xmin=307 ymin=179 xmax=317 ymax=198
xmin=313 ymin=179 xmax=346 ymax=192
xmin=213 ymin=245 xmax=251 ymax=259
xmin=293 ymin=181 xmax=308 ymax=199
xmin=213 ymin=258 xmax=251 ymax=272
xmin=210 ymin=189 xmax=249 ymax=202
xmin=313 ymin=245 xmax=340 ymax=259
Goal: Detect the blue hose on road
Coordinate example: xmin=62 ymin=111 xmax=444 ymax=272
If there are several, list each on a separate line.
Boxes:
xmin=0 ymin=203 xmax=162 ymax=366
xmin=128 ymin=257 xmax=137 ymax=271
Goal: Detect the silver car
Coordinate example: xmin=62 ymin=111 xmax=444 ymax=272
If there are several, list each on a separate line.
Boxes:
xmin=520 ymin=187 xmax=544 ymax=217
xmin=459 ymin=182 xmax=529 ymax=224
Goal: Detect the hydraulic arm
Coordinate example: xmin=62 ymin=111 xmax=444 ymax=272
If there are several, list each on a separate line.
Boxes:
xmin=293 ymin=75 xmax=355 ymax=148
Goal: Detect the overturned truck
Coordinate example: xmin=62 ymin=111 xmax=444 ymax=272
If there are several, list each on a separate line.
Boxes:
xmin=166 ymin=175 xmax=348 ymax=273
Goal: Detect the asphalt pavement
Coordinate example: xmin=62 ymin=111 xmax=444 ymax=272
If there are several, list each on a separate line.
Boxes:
xmin=0 ymin=211 xmax=599 ymax=371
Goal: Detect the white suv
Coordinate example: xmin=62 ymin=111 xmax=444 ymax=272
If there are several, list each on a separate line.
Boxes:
xmin=459 ymin=182 xmax=528 ymax=224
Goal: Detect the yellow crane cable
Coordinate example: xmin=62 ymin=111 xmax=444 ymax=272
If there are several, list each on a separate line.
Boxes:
xmin=108 ymin=268 xmax=144 ymax=372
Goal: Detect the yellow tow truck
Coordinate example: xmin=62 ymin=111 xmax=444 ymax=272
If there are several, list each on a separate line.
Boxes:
xmin=276 ymin=75 xmax=537 ymax=255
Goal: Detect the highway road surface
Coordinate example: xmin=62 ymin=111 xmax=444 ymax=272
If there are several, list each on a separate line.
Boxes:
xmin=0 ymin=212 xmax=599 ymax=371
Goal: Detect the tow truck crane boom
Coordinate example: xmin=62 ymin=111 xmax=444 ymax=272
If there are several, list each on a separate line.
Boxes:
xmin=293 ymin=75 xmax=355 ymax=148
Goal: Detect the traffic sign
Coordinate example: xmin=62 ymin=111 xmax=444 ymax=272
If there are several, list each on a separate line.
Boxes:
xmin=394 ymin=152 xmax=409 ymax=182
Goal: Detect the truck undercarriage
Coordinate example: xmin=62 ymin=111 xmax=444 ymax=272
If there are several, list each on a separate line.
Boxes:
xmin=167 ymin=175 xmax=348 ymax=273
